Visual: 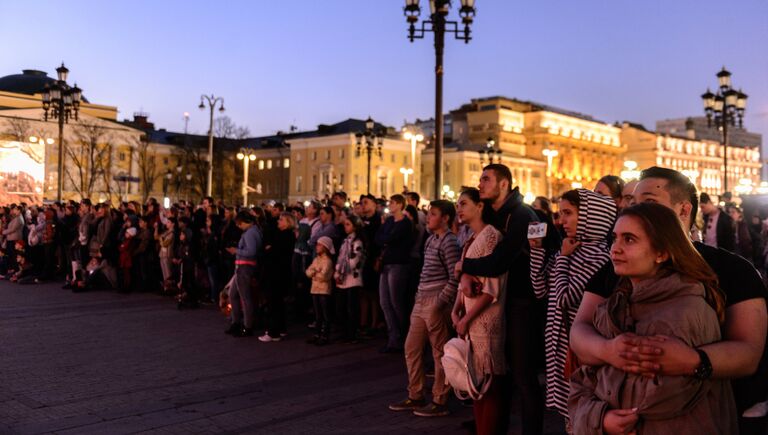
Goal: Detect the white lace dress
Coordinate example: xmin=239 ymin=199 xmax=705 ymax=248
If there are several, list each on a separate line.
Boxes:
xmin=461 ymin=224 xmax=507 ymax=376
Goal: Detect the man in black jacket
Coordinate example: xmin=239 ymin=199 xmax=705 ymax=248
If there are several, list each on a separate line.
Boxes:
xmin=456 ymin=164 xmax=543 ymax=435
xmin=701 ymin=192 xmax=736 ymax=252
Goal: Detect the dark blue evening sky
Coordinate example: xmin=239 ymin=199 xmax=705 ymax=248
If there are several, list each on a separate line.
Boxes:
xmin=2 ymin=0 xmax=766 ymax=141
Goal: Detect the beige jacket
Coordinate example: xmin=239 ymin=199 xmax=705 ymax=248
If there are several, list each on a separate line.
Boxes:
xmin=569 ymin=271 xmax=737 ymax=435
xmin=306 ymin=254 xmax=334 ymax=295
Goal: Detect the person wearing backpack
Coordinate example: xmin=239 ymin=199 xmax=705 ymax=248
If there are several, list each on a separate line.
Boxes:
xmin=389 ymin=199 xmax=460 ymax=418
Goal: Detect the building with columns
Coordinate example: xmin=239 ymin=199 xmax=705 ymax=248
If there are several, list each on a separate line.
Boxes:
xmin=621 ymin=122 xmax=762 ymax=196
xmin=420 ymin=96 xmax=625 ymax=198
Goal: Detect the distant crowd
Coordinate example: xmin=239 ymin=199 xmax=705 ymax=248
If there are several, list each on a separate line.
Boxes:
xmin=1 ymin=164 xmax=766 ymax=435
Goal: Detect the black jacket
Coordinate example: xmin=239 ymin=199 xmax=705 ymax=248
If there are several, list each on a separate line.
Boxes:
xmin=703 ymin=210 xmax=736 ymax=253
xmin=462 ymin=187 xmax=540 ymax=300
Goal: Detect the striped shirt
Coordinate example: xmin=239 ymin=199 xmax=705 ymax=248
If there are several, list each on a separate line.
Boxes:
xmin=418 ymin=231 xmax=461 ymax=306
xmin=529 ymin=189 xmax=616 ymax=417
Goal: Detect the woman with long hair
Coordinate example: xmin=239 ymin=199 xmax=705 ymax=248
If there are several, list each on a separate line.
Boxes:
xmin=569 ymin=202 xmax=734 ymax=435
xmin=594 ymin=175 xmax=625 ymax=209
xmin=334 ymin=214 xmax=366 ymax=343
xmin=529 ymin=189 xmax=616 ymax=430
xmin=452 ymin=187 xmax=508 ymax=433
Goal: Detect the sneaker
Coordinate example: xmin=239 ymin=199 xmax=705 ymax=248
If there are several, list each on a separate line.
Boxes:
xmin=279 ymin=332 xmax=288 ymax=338
xmin=307 ymin=321 xmax=317 ymax=329
xmin=258 ymin=333 xmax=281 ymax=343
xmin=389 ymin=398 xmax=426 ymax=412
xmin=413 ymin=402 xmax=449 ymax=417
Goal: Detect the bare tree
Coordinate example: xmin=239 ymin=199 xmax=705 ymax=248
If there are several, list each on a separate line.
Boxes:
xmin=65 ymin=120 xmax=114 ymax=200
xmin=5 ymin=116 xmax=32 ymax=141
xmin=135 ymin=133 xmax=163 ymax=203
xmin=171 ymin=138 xmax=208 ymax=202
xmin=213 ymin=116 xmax=251 ymax=202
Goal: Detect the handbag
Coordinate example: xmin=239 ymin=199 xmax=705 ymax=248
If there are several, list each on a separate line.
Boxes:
xmin=442 ymin=335 xmax=493 ymax=400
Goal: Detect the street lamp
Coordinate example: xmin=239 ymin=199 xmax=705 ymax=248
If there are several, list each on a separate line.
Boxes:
xmin=199 ymin=94 xmax=225 ymax=197
xmin=400 ymin=167 xmax=414 ymax=191
xmin=403 ymin=129 xmax=424 ymax=192
xmin=236 ymin=148 xmax=257 ymax=206
xmin=41 ymin=63 xmax=82 ymax=201
xmin=478 ymin=137 xmax=502 ymax=164
xmin=355 ymin=117 xmax=385 ymax=194
xmin=404 ymin=0 xmax=476 ymax=200
xmin=701 ymin=67 xmax=748 ymax=194
xmin=542 ymin=147 xmax=559 ymax=198
xmin=620 ymin=160 xmax=641 ymax=181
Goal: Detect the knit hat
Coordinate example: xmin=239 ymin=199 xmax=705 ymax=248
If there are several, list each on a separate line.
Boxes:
xmin=316 ymin=236 xmax=335 ymax=255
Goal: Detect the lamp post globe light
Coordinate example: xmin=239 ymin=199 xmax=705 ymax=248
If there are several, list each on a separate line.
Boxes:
xmin=199 ymin=94 xmax=225 ymax=197
xmin=402 ymin=129 xmax=424 ymax=192
xmin=478 ymin=137 xmax=502 ymax=164
xmin=701 ymin=67 xmax=747 ymax=195
xmin=41 ymin=63 xmax=83 ymax=202
xmin=404 ymin=0 xmax=476 ymax=200
xmin=236 ymin=147 xmax=257 ymax=206
xmin=355 ymin=117 xmax=386 ymax=194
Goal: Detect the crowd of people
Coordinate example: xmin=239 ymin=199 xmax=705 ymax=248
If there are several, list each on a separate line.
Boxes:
xmin=1 ymin=163 xmax=767 ymax=435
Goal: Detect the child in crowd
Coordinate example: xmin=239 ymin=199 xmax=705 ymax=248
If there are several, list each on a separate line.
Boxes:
xmin=306 ymin=236 xmax=335 ymax=346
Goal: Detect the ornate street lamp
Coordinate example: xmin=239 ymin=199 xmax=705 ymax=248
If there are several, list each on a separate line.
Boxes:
xmin=701 ymin=67 xmax=748 ymax=194
xmin=198 ymin=94 xmax=225 ymax=197
xmin=405 ymin=0 xmax=476 ymax=199
xmin=41 ymin=63 xmax=82 ymax=201
xmin=236 ymin=148 xmax=257 ymax=206
xmin=355 ymin=117 xmax=386 ymax=194
xmin=478 ymin=137 xmax=502 ymax=164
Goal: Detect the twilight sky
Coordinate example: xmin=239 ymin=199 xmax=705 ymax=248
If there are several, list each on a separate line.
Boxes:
xmin=2 ymin=0 xmax=767 ymax=142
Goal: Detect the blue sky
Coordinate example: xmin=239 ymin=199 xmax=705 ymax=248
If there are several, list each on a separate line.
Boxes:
xmin=1 ymin=0 xmax=766 ymax=141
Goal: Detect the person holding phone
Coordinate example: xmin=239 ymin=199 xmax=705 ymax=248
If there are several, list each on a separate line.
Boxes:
xmin=529 ymin=189 xmax=616 ymax=431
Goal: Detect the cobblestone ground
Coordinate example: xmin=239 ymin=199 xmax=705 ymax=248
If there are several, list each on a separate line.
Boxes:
xmin=0 ymin=281 xmax=563 ymax=434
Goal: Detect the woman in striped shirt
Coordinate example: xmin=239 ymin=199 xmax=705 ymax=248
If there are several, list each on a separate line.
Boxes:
xmin=529 ymin=189 xmax=616 ymax=431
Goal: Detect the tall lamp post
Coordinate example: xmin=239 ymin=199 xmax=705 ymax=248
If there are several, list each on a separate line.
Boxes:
xmin=236 ymin=148 xmax=257 ymax=206
xmin=403 ymin=129 xmax=424 ymax=192
xmin=41 ymin=63 xmax=82 ymax=202
xmin=404 ymin=0 xmax=476 ymax=200
xmin=355 ymin=117 xmax=385 ymax=194
xmin=701 ymin=67 xmax=748 ymax=195
xmin=542 ymin=148 xmax=559 ymax=199
xmin=198 ymin=94 xmax=225 ymax=197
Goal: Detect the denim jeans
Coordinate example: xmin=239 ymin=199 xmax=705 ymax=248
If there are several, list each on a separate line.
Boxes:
xmin=231 ymin=264 xmax=256 ymax=328
xmin=379 ymin=263 xmax=410 ymax=349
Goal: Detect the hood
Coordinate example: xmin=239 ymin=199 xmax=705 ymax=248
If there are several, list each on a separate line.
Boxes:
xmin=575 ymin=189 xmax=616 ymax=242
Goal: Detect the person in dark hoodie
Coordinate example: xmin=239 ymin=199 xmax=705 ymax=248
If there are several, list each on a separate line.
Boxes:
xmin=258 ymin=212 xmax=296 ymax=342
xmin=455 ymin=163 xmax=543 ymax=435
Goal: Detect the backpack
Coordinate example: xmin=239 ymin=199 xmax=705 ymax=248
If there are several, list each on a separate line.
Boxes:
xmin=441 ymin=335 xmax=493 ymax=400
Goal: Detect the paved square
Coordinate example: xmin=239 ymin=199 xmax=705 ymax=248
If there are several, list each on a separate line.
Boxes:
xmin=0 ymin=282 xmax=562 ymax=434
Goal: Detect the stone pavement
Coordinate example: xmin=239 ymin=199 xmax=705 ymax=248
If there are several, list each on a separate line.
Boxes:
xmin=0 ymin=281 xmax=563 ymax=434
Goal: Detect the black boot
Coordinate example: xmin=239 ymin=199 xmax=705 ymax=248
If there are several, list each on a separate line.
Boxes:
xmin=224 ymin=322 xmax=242 ymax=335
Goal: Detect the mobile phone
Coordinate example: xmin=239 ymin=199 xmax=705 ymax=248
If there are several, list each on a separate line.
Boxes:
xmin=527 ymin=222 xmax=547 ymax=239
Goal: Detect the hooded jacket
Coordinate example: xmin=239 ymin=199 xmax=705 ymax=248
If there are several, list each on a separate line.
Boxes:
xmin=529 ymin=189 xmax=616 ymax=415
xmin=569 ymin=271 xmax=737 ymax=435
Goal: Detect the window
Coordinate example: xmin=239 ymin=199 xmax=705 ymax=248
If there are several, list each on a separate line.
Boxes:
xmin=119 ymin=152 xmax=126 ymax=162
xmin=258 ymin=160 xmax=265 ymax=170
xmin=296 ymin=176 xmax=302 ymax=192
xmin=284 ymin=158 xmax=290 ymax=168
xmin=312 ymin=175 xmax=317 ymax=192
xmin=403 ymin=155 xmax=408 ymax=165
xmin=276 ymin=159 xmax=281 ymax=168
xmin=256 ymin=183 xmax=263 ymax=194
xmin=163 ymin=157 xmax=169 ymax=165
xmin=325 ymin=150 xmax=331 ymax=160
xmin=295 ymin=153 xmax=302 ymax=162
xmin=339 ymin=149 xmax=345 ymax=159
xmin=340 ymin=173 xmax=345 ymax=188
xmin=354 ymin=174 xmax=359 ymax=191
xmin=267 ymin=159 xmax=273 ymax=169
xmin=311 ymin=151 xmax=317 ymax=161
xmin=390 ymin=153 xmax=395 ymax=163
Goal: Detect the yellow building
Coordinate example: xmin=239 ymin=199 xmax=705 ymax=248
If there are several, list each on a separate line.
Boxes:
xmin=621 ymin=122 xmax=762 ymax=196
xmin=286 ymin=119 xmax=412 ymax=203
xmin=421 ymin=96 xmax=625 ymax=198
